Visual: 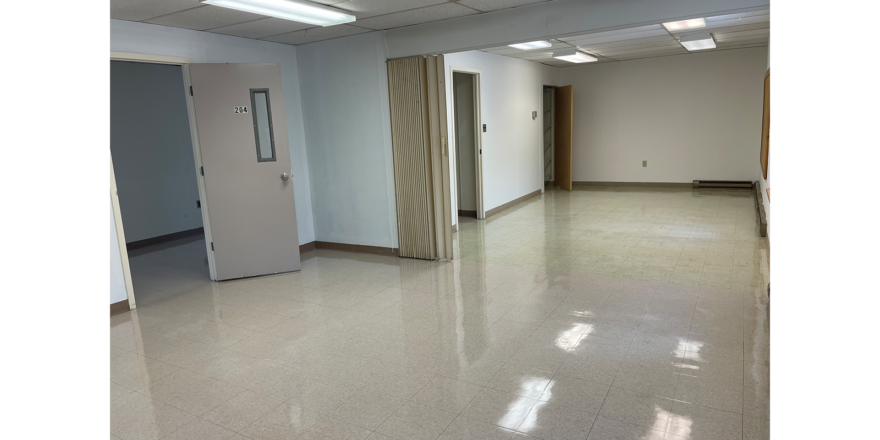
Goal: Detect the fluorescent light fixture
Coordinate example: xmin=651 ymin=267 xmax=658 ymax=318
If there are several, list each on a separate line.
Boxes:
xmin=679 ymin=33 xmax=716 ymax=51
xmin=552 ymin=49 xmax=597 ymax=63
xmin=201 ymin=0 xmax=356 ymax=26
xmin=662 ymin=18 xmax=706 ymax=31
xmin=508 ymin=40 xmax=552 ymax=50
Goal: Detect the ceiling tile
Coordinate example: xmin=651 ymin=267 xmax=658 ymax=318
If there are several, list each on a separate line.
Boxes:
xmin=670 ymin=14 xmax=769 ymax=34
xmin=561 ymin=28 xmax=669 ymax=47
xmin=676 ymin=21 xmax=769 ymax=39
xmin=260 ymin=24 xmax=372 ymax=45
xmin=589 ymin=40 xmax=682 ymax=55
xmin=715 ymin=38 xmax=769 ymax=49
xmin=610 ymin=48 xmax=689 ymax=61
xmin=111 ymin=0 xmax=202 ymax=22
xmin=598 ymin=45 xmax=688 ymax=58
xmin=559 ymin=24 xmax=662 ymax=41
xmin=578 ymin=34 xmax=674 ymax=51
xmin=354 ymin=2 xmax=478 ymax=30
xmin=144 ymin=5 xmax=265 ymax=31
xmin=458 ymin=0 xmax=550 ymax=13
xmin=332 ymin=0 xmax=449 ymax=19
xmin=207 ymin=17 xmax=317 ymax=38
xmin=712 ymin=28 xmax=770 ymax=42
xmin=706 ymin=10 xmax=769 ymax=22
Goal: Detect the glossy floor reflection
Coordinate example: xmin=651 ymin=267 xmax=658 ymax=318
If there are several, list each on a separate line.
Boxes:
xmin=111 ymin=187 xmax=769 ymax=440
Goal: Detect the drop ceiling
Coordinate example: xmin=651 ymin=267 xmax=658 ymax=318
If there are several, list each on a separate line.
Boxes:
xmin=111 ymin=0 xmax=553 ymax=45
xmin=481 ymin=10 xmax=769 ymax=66
xmin=111 ymin=1 xmax=768 ymax=64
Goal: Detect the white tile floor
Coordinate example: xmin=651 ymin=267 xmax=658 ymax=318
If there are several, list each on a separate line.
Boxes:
xmin=111 ymin=187 xmax=769 ymax=440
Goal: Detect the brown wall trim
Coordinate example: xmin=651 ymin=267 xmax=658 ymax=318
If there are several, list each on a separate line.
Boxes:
xmin=127 ymin=227 xmax=204 ymax=251
xmin=753 ymin=181 xmax=768 ymax=237
xmin=315 ymin=241 xmax=400 ymax=257
xmin=299 ymin=241 xmax=316 ymax=254
xmin=572 ymin=181 xmax=691 ymax=188
xmin=458 ymin=210 xmax=477 ymax=218
xmin=485 ymin=189 xmax=542 ymax=218
xmin=110 ymin=300 xmax=130 ymax=317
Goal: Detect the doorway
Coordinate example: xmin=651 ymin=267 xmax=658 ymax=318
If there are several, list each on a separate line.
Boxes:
xmin=543 ymin=86 xmax=555 ymax=186
xmin=110 ymin=59 xmax=211 ymax=307
xmin=111 ymin=54 xmax=303 ymax=311
xmin=450 ymin=67 xmax=485 ymax=221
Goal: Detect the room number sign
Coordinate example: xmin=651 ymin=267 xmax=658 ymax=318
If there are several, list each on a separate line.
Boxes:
xmin=234 ymin=106 xmax=249 ymax=114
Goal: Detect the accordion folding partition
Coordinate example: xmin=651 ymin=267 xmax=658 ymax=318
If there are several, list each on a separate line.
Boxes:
xmin=386 ymin=56 xmax=453 ymax=260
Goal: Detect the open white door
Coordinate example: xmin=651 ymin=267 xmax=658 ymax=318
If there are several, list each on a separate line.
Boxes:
xmin=189 ymin=63 xmax=301 ymax=280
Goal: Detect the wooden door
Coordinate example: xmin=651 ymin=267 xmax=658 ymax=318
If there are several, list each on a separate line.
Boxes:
xmin=554 ymin=85 xmax=574 ymax=191
xmin=760 ymin=69 xmax=770 ymax=179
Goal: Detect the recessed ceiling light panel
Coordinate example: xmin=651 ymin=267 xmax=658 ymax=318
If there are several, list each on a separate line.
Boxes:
xmin=552 ymin=49 xmax=597 ymax=63
xmin=202 ymin=0 xmax=356 ymax=26
xmin=663 ymin=18 xmax=706 ymax=31
xmin=508 ymin=41 xmax=553 ymax=50
xmin=679 ymin=33 xmax=716 ymax=51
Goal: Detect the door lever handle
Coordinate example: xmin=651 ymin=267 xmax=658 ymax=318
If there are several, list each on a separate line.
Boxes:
xmin=281 ymin=172 xmax=290 ymax=181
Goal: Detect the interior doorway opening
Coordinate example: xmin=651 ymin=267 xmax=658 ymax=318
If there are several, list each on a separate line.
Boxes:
xmin=451 ymin=68 xmax=485 ymax=221
xmin=543 ymin=86 xmax=555 ymax=186
xmin=110 ymin=59 xmax=210 ymax=307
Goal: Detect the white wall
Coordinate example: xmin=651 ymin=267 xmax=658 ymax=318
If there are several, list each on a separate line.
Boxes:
xmin=110 ymin=201 xmax=127 ymax=305
xmin=296 ymin=32 xmax=398 ymax=248
xmin=444 ymin=51 xmax=554 ymax=221
xmin=758 ymin=38 xmax=771 ymax=238
xmin=110 ymin=20 xmax=315 ymax=245
xmin=111 ymin=61 xmax=202 ymax=242
xmin=559 ymin=47 xmax=768 ymax=183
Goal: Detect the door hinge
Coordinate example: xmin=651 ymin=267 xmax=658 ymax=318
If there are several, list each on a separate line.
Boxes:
xmin=480 ymin=149 xmax=482 ymax=154
xmin=200 ymin=166 xmax=204 ymax=176
xmin=211 ymin=242 xmax=214 ymax=251
xmin=190 ymin=86 xmax=193 ymax=96
xmin=196 ymin=200 xmax=201 ymax=208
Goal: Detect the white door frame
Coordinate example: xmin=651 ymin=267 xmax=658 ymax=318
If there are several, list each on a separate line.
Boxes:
xmin=448 ymin=66 xmax=486 ymax=220
xmin=109 ymin=52 xmax=219 ymax=309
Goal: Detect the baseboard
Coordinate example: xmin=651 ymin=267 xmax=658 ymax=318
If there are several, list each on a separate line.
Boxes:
xmin=315 ymin=241 xmax=400 ymax=257
xmin=753 ymin=181 xmax=768 ymax=237
xmin=299 ymin=241 xmax=316 ymax=254
xmin=458 ymin=210 xmax=477 ymax=218
xmin=693 ymin=180 xmax=754 ymax=189
xmin=127 ymin=228 xmax=204 ymax=251
xmin=572 ymin=181 xmax=691 ymax=188
xmin=486 ymin=189 xmax=541 ymax=218
xmin=110 ymin=300 xmax=130 ymax=317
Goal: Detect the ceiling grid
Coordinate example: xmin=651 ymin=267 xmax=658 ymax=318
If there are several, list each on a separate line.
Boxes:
xmin=110 ymin=1 xmax=767 ymax=64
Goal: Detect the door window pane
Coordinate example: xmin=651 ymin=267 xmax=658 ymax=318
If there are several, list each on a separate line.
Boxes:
xmin=250 ymin=89 xmax=276 ymax=162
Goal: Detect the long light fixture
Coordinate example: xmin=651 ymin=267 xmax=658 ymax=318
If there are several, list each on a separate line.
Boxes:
xmin=202 ymin=0 xmax=356 ymax=26
xmin=662 ymin=18 xmax=706 ymax=31
xmin=679 ymin=33 xmax=716 ymax=51
xmin=552 ymin=49 xmax=597 ymax=63
xmin=508 ymin=41 xmax=552 ymax=50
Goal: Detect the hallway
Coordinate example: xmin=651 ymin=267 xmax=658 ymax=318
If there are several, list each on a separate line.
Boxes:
xmin=111 ymin=187 xmax=769 ymax=440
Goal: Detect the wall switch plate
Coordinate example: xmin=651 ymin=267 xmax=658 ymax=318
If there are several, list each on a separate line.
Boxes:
xmin=642 ymin=160 xmax=648 ymax=167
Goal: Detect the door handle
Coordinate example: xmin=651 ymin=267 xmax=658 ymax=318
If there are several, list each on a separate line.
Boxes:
xmin=281 ymin=172 xmax=290 ymax=181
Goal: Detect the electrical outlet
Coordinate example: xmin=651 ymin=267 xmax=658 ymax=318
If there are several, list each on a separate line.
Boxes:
xmin=642 ymin=160 xmax=648 ymax=167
